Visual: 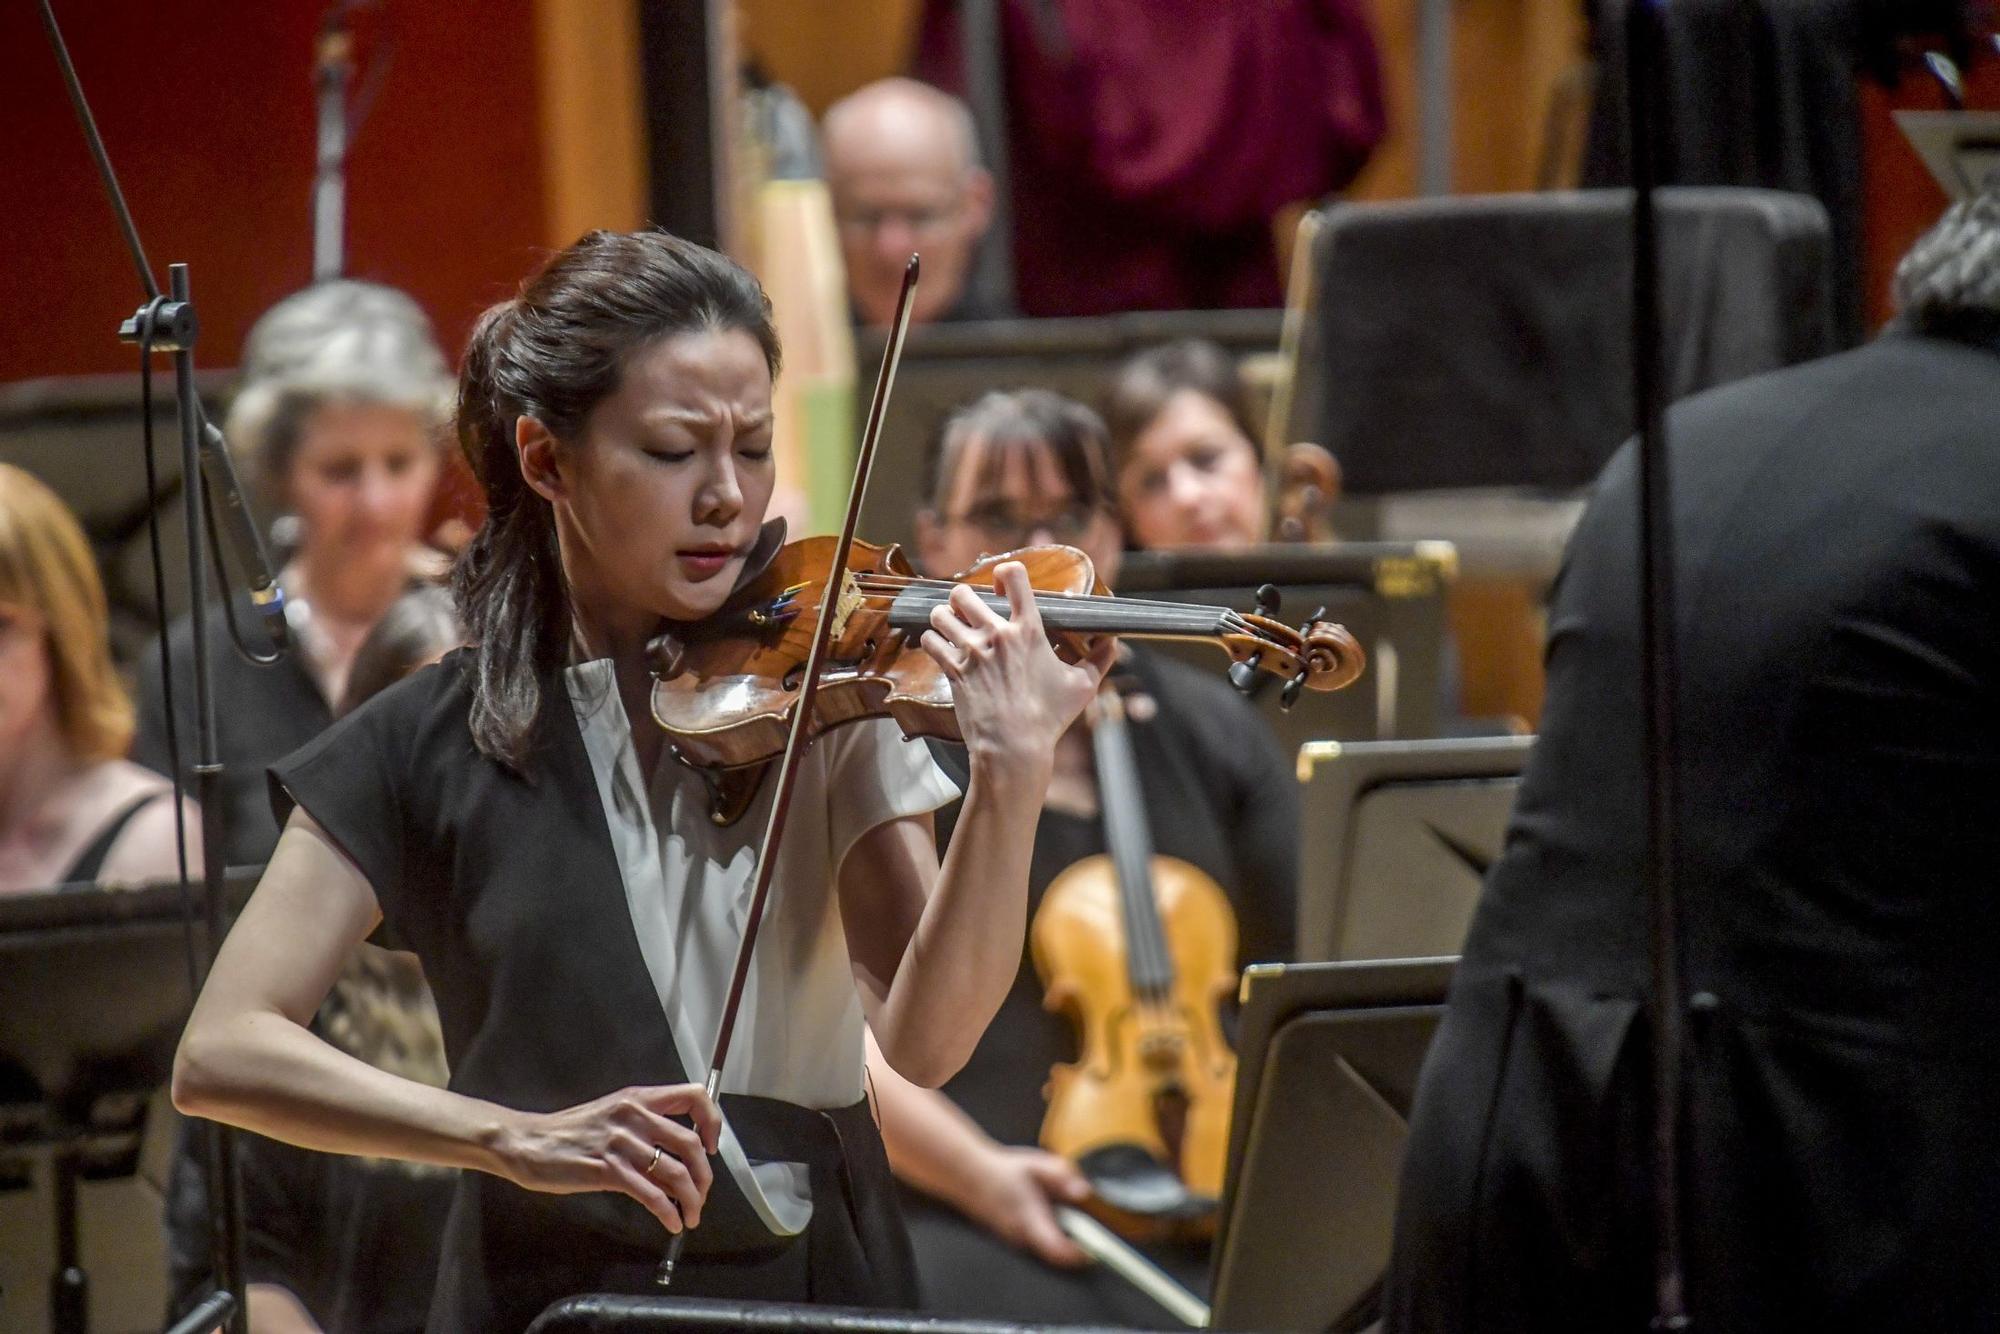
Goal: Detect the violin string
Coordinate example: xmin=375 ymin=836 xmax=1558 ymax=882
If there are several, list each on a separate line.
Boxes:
xmin=849 ymin=582 xmax=1260 ymax=633
xmin=790 ymin=585 xmax=1249 ymax=634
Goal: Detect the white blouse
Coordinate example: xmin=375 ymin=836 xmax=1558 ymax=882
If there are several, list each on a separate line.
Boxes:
xmin=564 ymin=661 xmax=959 ymax=1234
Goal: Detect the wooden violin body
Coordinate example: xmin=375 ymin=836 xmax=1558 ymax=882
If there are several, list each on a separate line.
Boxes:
xmin=648 ymin=536 xmax=1364 ymax=778
xmin=1033 ymin=850 xmax=1238 ymax=1241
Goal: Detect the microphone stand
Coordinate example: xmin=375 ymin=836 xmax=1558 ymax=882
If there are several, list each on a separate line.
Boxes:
xmin=1625 ymin=1 xmax=1691 ymax=1329
xmin=313 ymin=6 xmax=354 ymax=281
xmin=36 ymin=4 xmax=261 ymax=1331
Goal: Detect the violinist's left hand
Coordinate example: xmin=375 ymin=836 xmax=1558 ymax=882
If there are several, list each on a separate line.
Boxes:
xmin=921 ymin=560 xmax=1115 ymax=774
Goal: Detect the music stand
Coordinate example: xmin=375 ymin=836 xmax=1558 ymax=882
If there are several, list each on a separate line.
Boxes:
xmin=1207 ymin=958 xmax=1457 ymax=1333
xmin=1294 ymin=737 xmax=1532 ymax=963
xmin=0 ymin=873 xmax=257 ymax=1334
xmin=527 ymin=1293 xmax=1157 ymax=1332
xmin=1114 ymin=543 xmax=1456 ymax=747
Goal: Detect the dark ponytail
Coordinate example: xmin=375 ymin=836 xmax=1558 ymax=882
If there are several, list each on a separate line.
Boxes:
xmin=450 ymin=230 xmax=780 ymax=771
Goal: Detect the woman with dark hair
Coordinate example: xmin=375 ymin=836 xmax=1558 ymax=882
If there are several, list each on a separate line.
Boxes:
xmin=1103 ymin=339 xmax=1273 ymax=551
xmin=171 ymin=230 xmax=1111 ymax=1330
xmin=883 ymin=388 xmax=1299 ymax=1324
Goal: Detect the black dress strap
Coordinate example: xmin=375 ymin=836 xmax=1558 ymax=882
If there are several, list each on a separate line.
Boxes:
xmin=59 ymin=792 xmax=162 ymax=887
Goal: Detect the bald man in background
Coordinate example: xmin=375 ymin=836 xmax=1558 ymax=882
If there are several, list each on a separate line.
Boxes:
xmin=822 ymin=77 xmax=1000 ymax=327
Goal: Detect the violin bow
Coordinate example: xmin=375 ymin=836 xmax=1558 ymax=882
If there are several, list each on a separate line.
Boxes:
xmin=656 ymin=254 xmax=921 ymax=1286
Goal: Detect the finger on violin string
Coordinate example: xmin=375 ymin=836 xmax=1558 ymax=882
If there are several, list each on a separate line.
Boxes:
xmin=993 ymin=561 xmax=1041 ymax=627
xmin=928 ymin=598 xmax=990 ymax=651
xmin=948 ymin=578 xmax=1009 ymax=628
xmin=920 ymin=628 xmax=966 ymax=677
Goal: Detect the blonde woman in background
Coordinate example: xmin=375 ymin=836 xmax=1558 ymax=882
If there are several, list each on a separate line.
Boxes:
xmin=0 ymin=463 xmax=197 ymax=892
xmin=135 ymin=280 xmax=452 ymax=868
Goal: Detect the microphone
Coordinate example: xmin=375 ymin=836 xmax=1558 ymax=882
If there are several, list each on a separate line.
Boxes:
xmin=198 ymin=412 xmax=290 ymax=650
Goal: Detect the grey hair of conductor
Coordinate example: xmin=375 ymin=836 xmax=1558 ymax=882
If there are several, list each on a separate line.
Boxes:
xmin=1892 ymin=167 xmax=2000 ymax=326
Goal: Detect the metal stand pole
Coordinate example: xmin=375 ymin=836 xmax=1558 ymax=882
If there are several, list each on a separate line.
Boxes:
xmin=49 ymin=1146 xmax=86 ymax=1334
xmin=163 ymin=264 xmax=255 ymax=1334
xmin=1625 ymin=1 xmax=1690 ymax=1328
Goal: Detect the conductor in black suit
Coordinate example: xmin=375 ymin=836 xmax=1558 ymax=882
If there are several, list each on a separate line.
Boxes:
xmin=1385 ymin=185 xmax=2000 ymax=1332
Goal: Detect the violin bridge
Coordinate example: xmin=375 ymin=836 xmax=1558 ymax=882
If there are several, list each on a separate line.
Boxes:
xmin=828 ymin=571 xmax=865 ymax=640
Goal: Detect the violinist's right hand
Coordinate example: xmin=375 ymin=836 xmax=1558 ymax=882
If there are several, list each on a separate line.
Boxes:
xmin=493 ymin=1083 xmax=722 ymax=1235
xmin=963 ymin=1144 xmax=1092 ymax=1268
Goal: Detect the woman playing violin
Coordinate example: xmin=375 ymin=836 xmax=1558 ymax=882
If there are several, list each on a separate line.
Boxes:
xmin=171 ymin=229 xmax=1112 ymax=1331
xmin=873 ymin=388 xmax=1301 ymax=1325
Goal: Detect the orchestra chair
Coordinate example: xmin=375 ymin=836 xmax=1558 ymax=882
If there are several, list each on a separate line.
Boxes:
xmin=1294 ymin=737 xmax=1535 ymax=963
xmin=1208 ymin=957 xmax=1458 ymax=1333
xmin=1285 ymin=186 xmax=1833 ymax=726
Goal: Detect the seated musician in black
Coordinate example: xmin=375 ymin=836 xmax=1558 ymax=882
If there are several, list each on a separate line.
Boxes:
xmin=166 ymin=586 xmax=465 ymax=1334
xmin=170 ymin=231 xmax=1112 ymax=1333
xmin=867 ymin=388 xmax=1300 ymax=1325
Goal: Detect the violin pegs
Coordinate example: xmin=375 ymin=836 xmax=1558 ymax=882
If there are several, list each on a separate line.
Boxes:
xmin=1228 ymin=653 xmax=1263 ymax=694
xmin=1280 ymin=670 xmax=1308 ymax=710
xmin=1255 ymin=583 xmax=1282 ymax=616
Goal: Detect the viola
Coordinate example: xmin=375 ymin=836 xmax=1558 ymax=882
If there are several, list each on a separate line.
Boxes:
xmin=646 ymin=535 xmax=1364 ymax=819
xmin=1032 ymin=682 xmax=1238 ymax=1243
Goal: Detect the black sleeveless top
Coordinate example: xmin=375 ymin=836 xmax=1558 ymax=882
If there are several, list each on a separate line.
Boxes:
xmin=57 ymin=792 xmax=158 ymax=886
xmin=269 ymin=650 xmax=913 ymax=1331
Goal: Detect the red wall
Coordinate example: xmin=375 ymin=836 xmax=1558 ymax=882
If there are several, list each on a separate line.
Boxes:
xmin=3 ymin=0 xmax=548 ymax=381
xmin=1859 ymin=58 xmax=2000 ymax=330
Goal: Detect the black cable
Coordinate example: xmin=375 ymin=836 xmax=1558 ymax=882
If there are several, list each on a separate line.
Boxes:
xmin=137 ymin=300 xmax=205 ymax=1007
xmin=202 ymin=483 xmax=282 ymax=667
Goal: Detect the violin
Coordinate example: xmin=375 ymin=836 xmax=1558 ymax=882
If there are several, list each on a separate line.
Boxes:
xmin=646 ymin=534 xmax=1363 ymax=820
xmin=1031 ymin=682 xmax=1237 ymax=1243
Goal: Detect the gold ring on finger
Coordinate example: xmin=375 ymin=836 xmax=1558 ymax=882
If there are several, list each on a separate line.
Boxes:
xmin=645 ymin=1144 xmax=664 ymax=1178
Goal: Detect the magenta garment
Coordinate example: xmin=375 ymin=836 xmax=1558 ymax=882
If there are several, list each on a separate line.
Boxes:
xmin=919 ymin=0 xmax=1385 ymax=316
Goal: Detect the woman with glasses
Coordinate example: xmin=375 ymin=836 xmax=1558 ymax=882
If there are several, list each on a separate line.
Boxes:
xmin=884 ymin=388 xmax=1301 ymax=1324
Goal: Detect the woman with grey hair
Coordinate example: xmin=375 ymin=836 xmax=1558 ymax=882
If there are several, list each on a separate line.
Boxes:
xmin=134 ymin=280 xmax=452 ymax=867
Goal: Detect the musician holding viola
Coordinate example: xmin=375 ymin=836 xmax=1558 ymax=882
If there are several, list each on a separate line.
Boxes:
xmin=170 ymin=229 xmax=1113 ymax=1331
xmin=871 ymin=389 xmax=1302 ymax=1325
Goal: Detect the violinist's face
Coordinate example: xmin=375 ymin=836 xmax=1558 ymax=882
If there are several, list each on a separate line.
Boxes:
xmin=1118 ymin=389 xmax=1266 ymax=551
xmin=917 ymin=435 xmax=1123 ymax=587
xmin=521 ymin=329 xmax=776 ymax=642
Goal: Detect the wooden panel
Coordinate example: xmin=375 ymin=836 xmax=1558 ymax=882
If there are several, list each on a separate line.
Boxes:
xmin=535 ymin=0 xmax=648 ymax=246
xmin=1349 ymin=0 xmax=1589 ymax=201
xmin=737 ymin=0 xmax=922 ymax=116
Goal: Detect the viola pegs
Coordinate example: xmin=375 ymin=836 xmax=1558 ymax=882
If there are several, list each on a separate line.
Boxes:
xmin=1228 ymin=652 xmax=1263 ymax=694
xmin=1255 ymin=583 xmax=1282 ymax=616
xmin=1281 ymin=670 xmax=1308 ymax=710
